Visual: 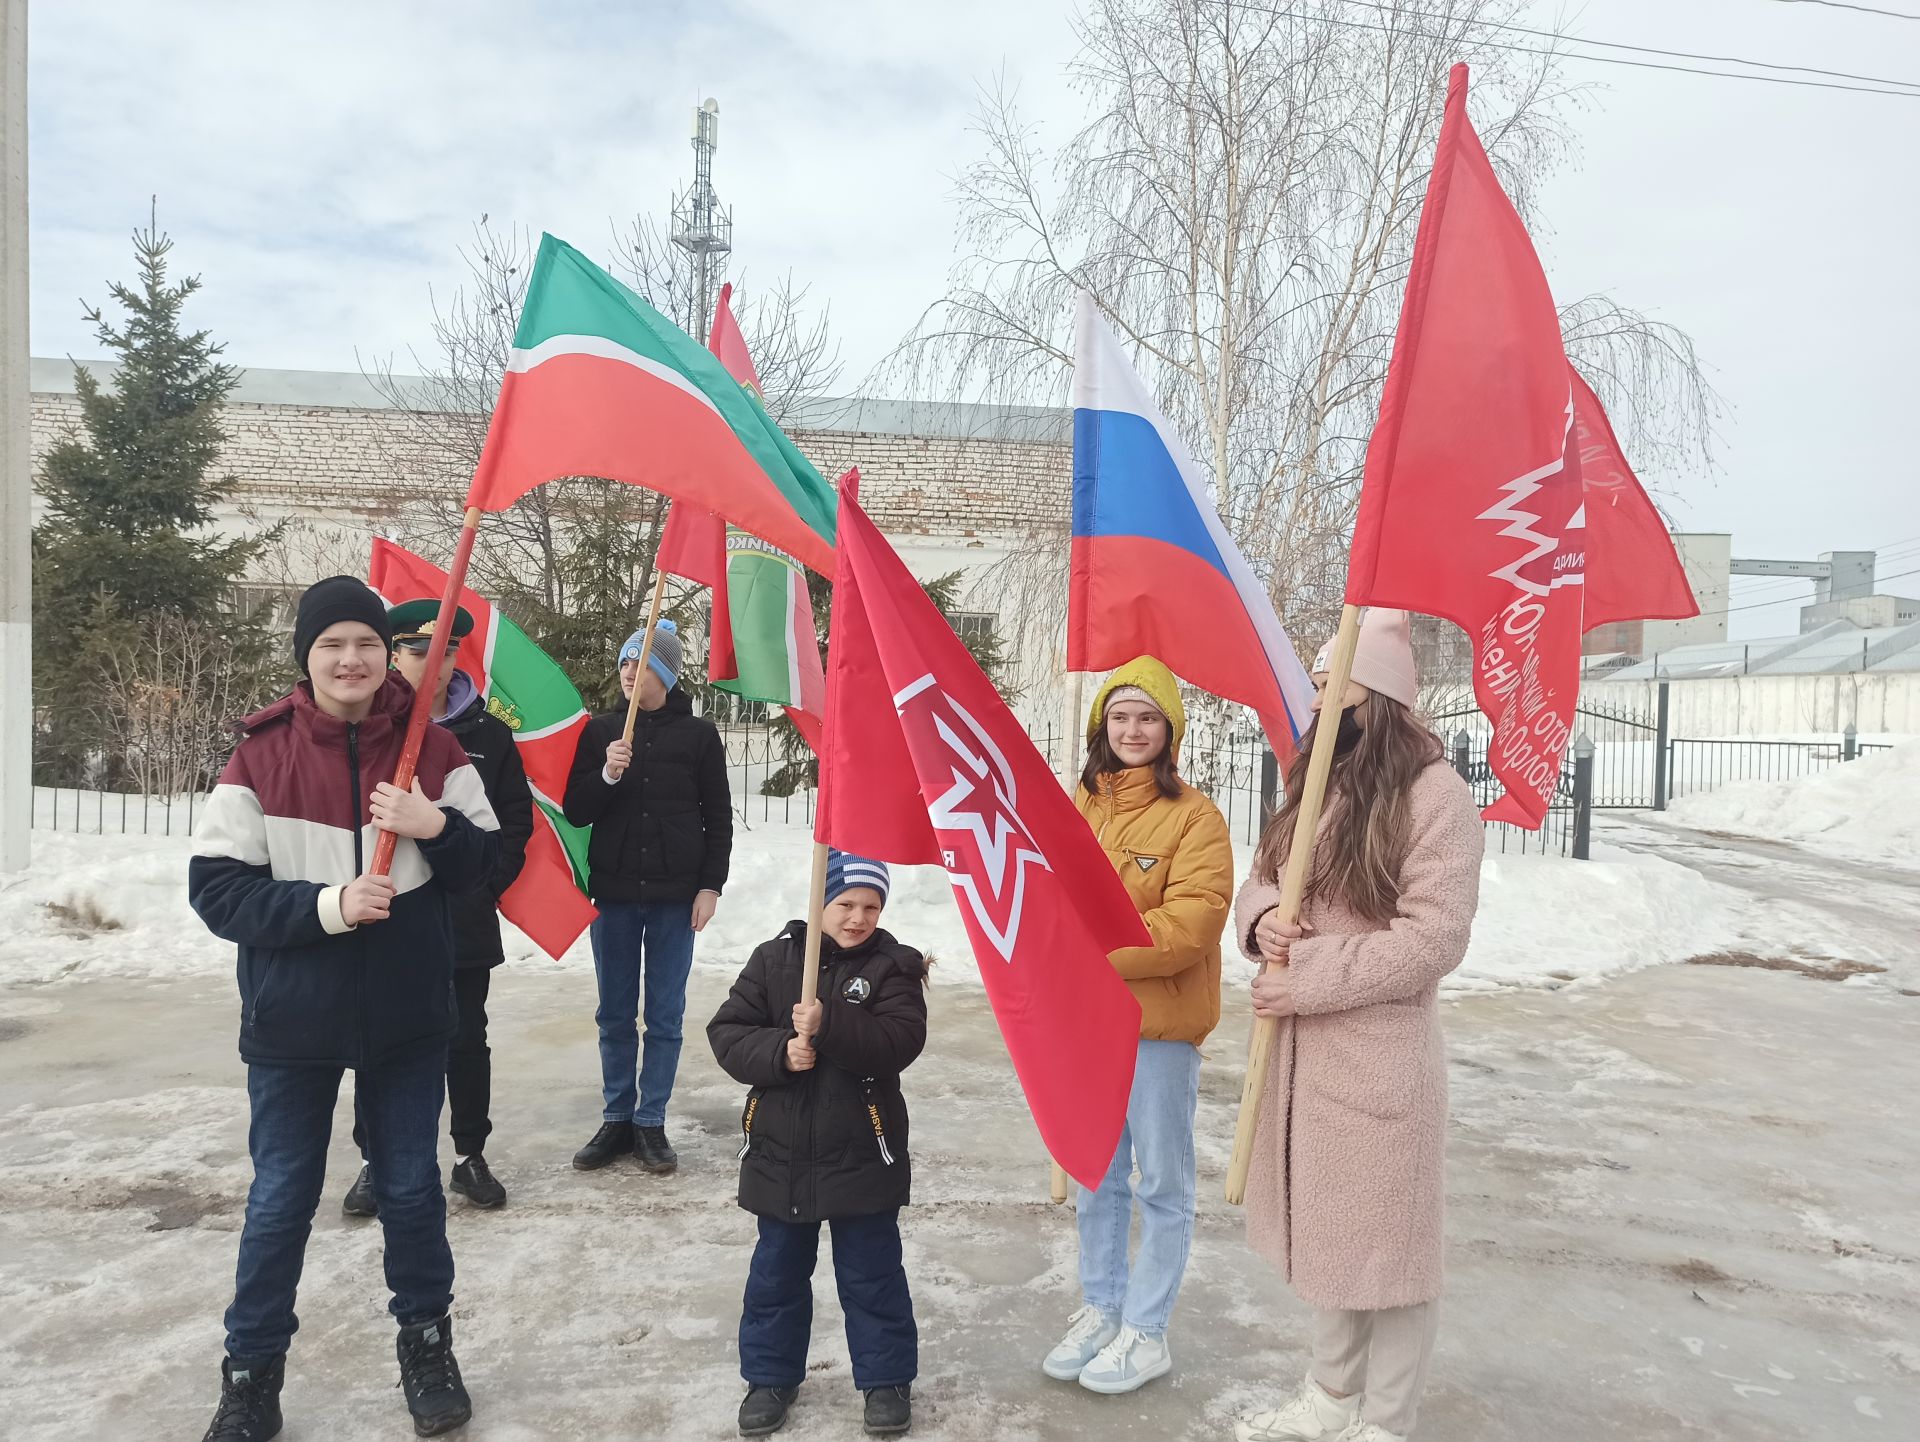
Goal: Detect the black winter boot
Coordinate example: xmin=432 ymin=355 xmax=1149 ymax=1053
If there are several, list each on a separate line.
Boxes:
xmin=737 ymin=1385 xmax=799 ymax=1436
xmin=863 ymin=1384 xmax=912 ymax=1436
xmin=395 ymin=1314 xmax=472 ymax=1436
xmin=202 ymin=1354 xmax=284 ymax=1441
xmin=635 ymin=1125 xmax=679 ymax=1174
xmin=572 ymin=1121 xmax=635 ymax=1171
xmin=342 ymin=1163 xmax=377 ymax=1217
xmin=450 ymin=1155 xmax=506 ymax=1208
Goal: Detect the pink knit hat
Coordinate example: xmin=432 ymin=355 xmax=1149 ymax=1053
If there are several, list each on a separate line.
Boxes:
xmin=1311 ymin=607 xmax=1417 ymax=708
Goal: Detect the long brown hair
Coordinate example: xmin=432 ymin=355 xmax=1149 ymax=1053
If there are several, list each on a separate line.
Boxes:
xmin=1251 ymin=694 xmax=1443 ymax=925
xmin=1080 ymin=728 xmax=1184 ymax=800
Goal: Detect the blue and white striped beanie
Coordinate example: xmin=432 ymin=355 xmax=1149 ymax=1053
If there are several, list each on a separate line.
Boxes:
xmin=618 ymin=618 xmax=682 ymax=690
xmin=825 ymin=849 xmax=891 ymax=906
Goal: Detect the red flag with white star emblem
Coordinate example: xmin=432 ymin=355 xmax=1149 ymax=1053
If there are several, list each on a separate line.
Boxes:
xmin=1344 ymin=64 xmax=1695 ymax=827
xmin=816 ymin=490 xmax=1146 ymax=1188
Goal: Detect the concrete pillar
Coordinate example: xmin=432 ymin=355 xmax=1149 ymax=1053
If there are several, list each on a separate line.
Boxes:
xmin=1 ymin=0 xmax=30 ymax=873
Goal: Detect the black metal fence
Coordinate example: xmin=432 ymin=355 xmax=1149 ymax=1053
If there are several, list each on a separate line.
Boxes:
xmin=25 ymin=698 xmax=1906 ymax=862
xmin=31 ymin=786 xmax=203 ymax=837
xmin=1668 ymin=727 xmax=1890 ymax=802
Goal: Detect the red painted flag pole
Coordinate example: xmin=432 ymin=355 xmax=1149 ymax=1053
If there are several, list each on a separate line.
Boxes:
xmin=370 ymin=507 xmax=485 ymax=878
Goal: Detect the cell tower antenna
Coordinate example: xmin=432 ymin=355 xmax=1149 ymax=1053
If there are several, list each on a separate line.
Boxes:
xmin=670 ymin=97 xmax=732 ymax=337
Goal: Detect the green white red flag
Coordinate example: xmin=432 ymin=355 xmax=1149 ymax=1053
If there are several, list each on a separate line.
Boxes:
xmin=657 ymin=282 xmax=828 ymax=751
xmin=465 ymin=235 xmax=837 ymax=573
xmin=368 ymin=538 xmax=597 ymax=959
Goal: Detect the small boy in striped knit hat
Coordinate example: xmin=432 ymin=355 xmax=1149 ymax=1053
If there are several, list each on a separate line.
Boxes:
xmin=708 ymin=849 xmax=929 ymax=1438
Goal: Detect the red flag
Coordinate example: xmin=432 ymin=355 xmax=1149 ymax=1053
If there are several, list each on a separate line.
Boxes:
xmin=367 ymin=539 xmax=598 ymax=959
xmin=817 ymin=491 xmax=1147 ymax=1188
xmin=1345 ymin=65 xmax=1694 ymax=827
xmin=1570 ymin=366 xmax=1698 ymax=629
xmin=658 ymin=504 xmax=737 ymax=681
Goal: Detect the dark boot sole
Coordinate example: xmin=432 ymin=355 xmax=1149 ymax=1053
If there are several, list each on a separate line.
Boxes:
xmin=864 ymin=1419 xmax=911 ymax=1437
xmin=572 ymin=1153 xmax=626 ymax=1171
xmin=411 ymin=1403 xmax=472 ymax=1437
xmin=738 ymin=1413 xmax=790 ymax=1438
xmin=636 ymin=1156 xmax=678 ymax=1175
xmin=449 ymin=1182 xmax=506 ymax=1208
xmin=342 ymin=1200 xmax=378 ymax=1218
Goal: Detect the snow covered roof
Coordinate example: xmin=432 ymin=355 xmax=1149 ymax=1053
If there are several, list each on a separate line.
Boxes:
xmin=1607 ymin=621 xmax=1920 ymax=678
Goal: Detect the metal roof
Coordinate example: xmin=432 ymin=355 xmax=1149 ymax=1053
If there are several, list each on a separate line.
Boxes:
xmin=1605 ymin=621 xmax=1920 ymax=678
xmin=31 ymin=357 xmax=1072 ymax=445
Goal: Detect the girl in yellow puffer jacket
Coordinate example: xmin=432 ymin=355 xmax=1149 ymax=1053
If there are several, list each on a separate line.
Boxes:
xmin=1040 ymin=655 xmax=1234 ymax=1397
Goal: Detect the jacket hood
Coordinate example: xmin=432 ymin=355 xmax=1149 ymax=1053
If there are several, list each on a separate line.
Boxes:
xmin=440 ymin=668 xmax=481 ymax=725
xmin=238 ymin=672 xmax=419 ymax=745
xmin=1086 ymin=656 xmax=1186 ymax=759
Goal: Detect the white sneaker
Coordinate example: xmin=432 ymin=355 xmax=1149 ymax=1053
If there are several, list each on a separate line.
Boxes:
xmin=1235 ymin=1377 xmax=1360 ymax=1442
xmin=1335 ymin=1424 xmax=1407 ymax=1442
xmin=1077 ymin=1324 xmax=1172 ymax=1394
xmin=1040 ymin=1305 xmax=1121 ymax=1381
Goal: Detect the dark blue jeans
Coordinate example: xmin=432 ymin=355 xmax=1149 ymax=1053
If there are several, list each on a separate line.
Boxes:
xmin=590 ymin=899 xmax=696 ymax=1127
xmin=739 ymin=1211 xmax=917 ymax=1391
xmin=224 ymin=1049 xmax=454 ymax=1363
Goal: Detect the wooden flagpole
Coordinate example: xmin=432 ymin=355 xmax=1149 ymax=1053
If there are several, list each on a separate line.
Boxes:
xmin=1223 ymin=602 xmax=1362 ymax=1205
xmin=799 ymin=838 xmax=831 ymax=1010
xmin=371 ymin=507 xmax=484 ymax=878
xmin=620 ymin=569 xmax=673 ymax=745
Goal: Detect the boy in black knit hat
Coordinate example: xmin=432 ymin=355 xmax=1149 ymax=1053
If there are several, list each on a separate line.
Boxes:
xmin=190 ymin=576 xmax=501 ymax=1441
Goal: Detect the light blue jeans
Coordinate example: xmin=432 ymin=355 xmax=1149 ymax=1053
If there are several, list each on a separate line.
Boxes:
xmin=1077 ymin=1037 xmax=1202 ymax=1337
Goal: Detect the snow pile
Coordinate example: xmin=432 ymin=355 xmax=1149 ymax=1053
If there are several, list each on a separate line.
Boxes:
xmin=1 ymin=822 xmax=1750 ymax=997
xmin=0 ymin=830 xmax=211 ymax=983
xmin=1447 ymin=844 xmax=1744 ymax=993
xmin=1667 ymin=741 xmax=1920 ymax=864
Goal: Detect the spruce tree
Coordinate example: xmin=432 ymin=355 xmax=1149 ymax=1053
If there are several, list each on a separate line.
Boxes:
xmin=33 ymin=215 xmax=263 ymax=782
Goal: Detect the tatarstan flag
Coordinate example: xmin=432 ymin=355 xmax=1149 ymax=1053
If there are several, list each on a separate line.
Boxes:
xmin=369 ymin=538 xmax=597 ymax=959
xmin=657 ymin=283 xmax=828 ymax=752
xmin=466 ymin=234 xmax=837 ymax=574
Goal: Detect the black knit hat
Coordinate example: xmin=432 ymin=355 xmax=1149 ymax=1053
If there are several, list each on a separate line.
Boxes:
xmin=293 ymin=576 xmax=394 ymax=675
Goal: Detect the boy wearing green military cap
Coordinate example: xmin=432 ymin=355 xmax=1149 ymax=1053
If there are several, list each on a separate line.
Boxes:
xmin=339 ymin=598 xmax=535 ymax=1217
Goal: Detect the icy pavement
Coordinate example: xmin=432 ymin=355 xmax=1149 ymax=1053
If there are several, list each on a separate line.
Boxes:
xmin=2 ymin=940 xmax=1916 ymax=1439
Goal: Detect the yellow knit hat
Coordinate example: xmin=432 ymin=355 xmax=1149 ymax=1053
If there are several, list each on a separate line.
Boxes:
xmin=1085 ymin=656 xmax=1186 ymax=759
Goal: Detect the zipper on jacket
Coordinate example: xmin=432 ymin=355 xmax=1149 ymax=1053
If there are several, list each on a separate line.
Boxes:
xmin=346 ymin=723 xmax=365 ymax=872
xmin=738 ymin=1093 xmax=759 ymax=1160
xmin=346 ymin=721 xmax=367 ymax=1067
xmin=862 ymin=1080 xmax=896 ymax=1166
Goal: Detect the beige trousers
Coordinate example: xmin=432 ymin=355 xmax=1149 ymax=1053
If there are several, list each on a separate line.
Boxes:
xmin=1311 ymin=1301 xmax=1440 ymax=1437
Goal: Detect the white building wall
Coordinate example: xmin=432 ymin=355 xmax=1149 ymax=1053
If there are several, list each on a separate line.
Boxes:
xmin=1582 ymin=673 xmax=1920 ymax=737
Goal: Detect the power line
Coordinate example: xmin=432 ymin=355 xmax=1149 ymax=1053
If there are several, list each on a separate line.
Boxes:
xmin=1711 ymin=564 xmax=1920 ymax=620
xmin=1715 ymin=537 xmax=1920 ymax=606
xmin=1241 ymin=1 xmax=1920 ymax=98
xmin=1762 ymin=0 xmax=1920 ymax=20
xmin=1339 ymin=0 xmax=1920 ymax=91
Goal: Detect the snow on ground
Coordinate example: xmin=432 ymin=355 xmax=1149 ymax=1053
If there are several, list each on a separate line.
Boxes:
xmin=1667 ymin=741 xmax=1920 ymax=865
xmin=0 ymin=820 xmax=1750 ymax=997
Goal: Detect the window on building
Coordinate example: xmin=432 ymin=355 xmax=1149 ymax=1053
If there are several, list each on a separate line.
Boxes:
xmin=948 ymin=611 xmax=999 ymax=647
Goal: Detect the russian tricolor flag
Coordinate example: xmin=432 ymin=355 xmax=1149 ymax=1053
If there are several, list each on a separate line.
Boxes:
xmin=1070 ymin=293 xmax=1315 ymax=759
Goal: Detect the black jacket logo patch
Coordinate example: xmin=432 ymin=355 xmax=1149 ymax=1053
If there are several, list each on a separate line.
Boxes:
xmin=1135 ymin=855 xmax=1160 ymax=873
xmin=842 ymin=975 xmax=873 ymax=1004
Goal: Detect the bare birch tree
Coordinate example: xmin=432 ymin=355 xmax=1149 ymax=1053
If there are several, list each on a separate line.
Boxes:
xmin=893 ymin=0 xmax=1720 ymax=717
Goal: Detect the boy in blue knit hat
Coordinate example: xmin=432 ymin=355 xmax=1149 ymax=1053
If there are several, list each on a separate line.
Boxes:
xmin=709 ymin=849 xmax=927 ymax=1438
xmin=563 ymin=617 xmax=732 ymax=1175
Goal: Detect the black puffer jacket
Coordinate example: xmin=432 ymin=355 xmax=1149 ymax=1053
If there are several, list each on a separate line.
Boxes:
xmin=442 ymin=682 xmax=533 ymax=967
xmin=708 ymin=923 xmax=928 ymax=1223
xmin=562 ymin=689 xmax=733 ymax=903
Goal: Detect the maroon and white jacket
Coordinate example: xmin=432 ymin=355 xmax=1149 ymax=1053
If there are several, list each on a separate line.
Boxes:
xmin=189 ymin=675 xmax=500 ymax=1068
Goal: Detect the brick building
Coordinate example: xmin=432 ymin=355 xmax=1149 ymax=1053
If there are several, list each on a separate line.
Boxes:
xmin=29 ymin=357 xmax=1077 ymax=717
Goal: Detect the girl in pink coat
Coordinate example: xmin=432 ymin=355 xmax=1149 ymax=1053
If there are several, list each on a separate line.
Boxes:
xmin=1232 ymin=609 xmax=1483 ymax=1442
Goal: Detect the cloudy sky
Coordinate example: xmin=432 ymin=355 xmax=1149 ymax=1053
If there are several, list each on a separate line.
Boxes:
xmin=27 ymin=0 xmax=1920 ymax=639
